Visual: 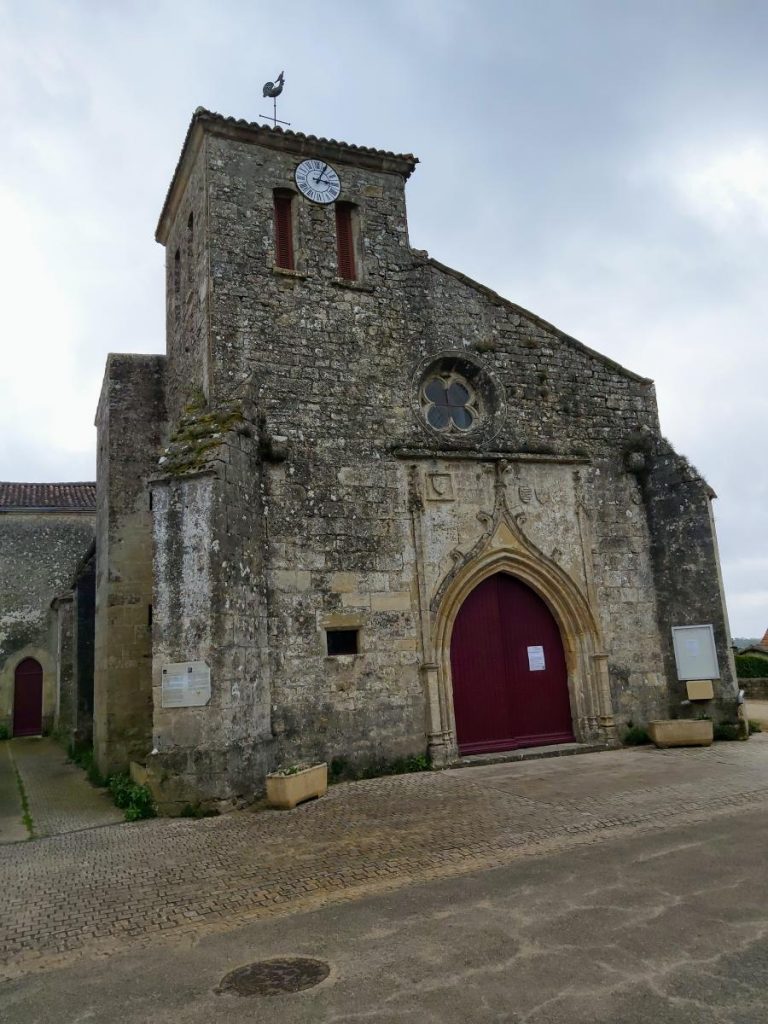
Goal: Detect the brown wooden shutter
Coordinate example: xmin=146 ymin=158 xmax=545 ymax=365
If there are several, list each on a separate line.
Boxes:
xmin=335 ymin=203 xmax=356 ymax=281
xmin=274 ymin=192 xmax=294 ymax=270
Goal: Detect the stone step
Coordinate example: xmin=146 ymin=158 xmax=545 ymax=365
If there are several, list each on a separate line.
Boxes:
xmin=452 ymin=741 xmax=609 ymax=770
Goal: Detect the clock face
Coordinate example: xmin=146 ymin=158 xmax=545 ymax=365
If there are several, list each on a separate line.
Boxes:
xmin=294 ymin=159 xmax=341 ymax=204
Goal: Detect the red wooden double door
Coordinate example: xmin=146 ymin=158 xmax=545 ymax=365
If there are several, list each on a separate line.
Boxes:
xmin=450 ymin=573 xmax=574 ymax=755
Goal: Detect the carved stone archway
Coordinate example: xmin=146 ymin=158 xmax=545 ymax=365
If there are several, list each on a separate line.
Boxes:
xmin=425 ymin=511 xmax=617 ymax=765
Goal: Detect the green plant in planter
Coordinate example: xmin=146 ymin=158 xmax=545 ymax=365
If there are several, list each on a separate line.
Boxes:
xmin=271 ymin=762 xmax=316 ymax=777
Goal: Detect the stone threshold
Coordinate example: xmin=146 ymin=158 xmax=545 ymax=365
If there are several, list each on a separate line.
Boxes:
xmin=451 ymin=741 xmax=609 ymax=770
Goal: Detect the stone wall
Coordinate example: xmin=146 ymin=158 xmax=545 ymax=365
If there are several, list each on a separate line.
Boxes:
xmin=162 ymin=133 xmax=210 ymax=422
xmin=741 ymin=678 xmax=768 ymax=701
xmin=148 ymin=417 xmax=274 ymax=809
xmin=639 ymin=444 xmax=739 ymax=722
xmin=0 ymin=511 xmax=94 ymax=734
xmin=94 ymin=353 xmax=167 ymax=775
xmin=72 ymin=550 xmax=96 ymax=744
xmin=52 ymin=594 xmax=75 ymax=737
xmin=140 ymin=114 xmax=738 ymax=804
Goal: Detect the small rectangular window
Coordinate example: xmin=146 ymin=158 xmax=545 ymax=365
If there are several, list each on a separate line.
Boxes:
xmin=326 ymin=628 xmax=359 ymax=656
xmin=274 ymin=191 xmax=295 ymax=270
xmin=335 ymin=202 xmax=357 ymax=281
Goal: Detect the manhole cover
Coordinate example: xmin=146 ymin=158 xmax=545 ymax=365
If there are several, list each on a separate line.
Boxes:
xmin=217 ymin=957 xmax=330 ymax=997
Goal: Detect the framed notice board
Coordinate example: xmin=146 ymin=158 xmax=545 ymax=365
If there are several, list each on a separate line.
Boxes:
xmin=671 ymin=625 xmax=720 ymax=681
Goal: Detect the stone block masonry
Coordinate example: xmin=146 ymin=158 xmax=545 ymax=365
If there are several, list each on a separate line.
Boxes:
xmin=0 ymin=506 xmax=94 ymax=735
xmin=93 ymin=354 xmax=167 ymax=776
xmin=94 ymin=109 xmax=740 ymax=808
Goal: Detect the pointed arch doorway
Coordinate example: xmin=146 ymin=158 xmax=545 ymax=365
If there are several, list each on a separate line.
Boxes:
xmin=13 ymin=658 xmax=43 ymax=737
xmin=450 ymin=573 xmax=574 ymax=755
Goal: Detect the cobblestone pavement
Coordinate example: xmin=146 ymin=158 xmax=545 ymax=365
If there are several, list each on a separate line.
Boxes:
xmin=3 ymin=737 xmax=768 ymax=981
xmin=0 ymin=745 xmax=27 ymax=845
xmin=9 ymin=738 xmax=122 ymax=838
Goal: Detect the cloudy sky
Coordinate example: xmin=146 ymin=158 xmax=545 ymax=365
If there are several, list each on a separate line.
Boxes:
xmin=0 ymin=1 xmax=765 ymax=636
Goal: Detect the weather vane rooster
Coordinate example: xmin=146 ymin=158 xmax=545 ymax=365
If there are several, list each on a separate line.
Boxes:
xmin=261 ymin=71 xmax=290 ymax=128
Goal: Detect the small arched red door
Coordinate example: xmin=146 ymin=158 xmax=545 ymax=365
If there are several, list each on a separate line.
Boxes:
xmin=13 ymin=658 xmax=43 ymax=737
xmin=450 ymin=573 xmax=574 ymax=755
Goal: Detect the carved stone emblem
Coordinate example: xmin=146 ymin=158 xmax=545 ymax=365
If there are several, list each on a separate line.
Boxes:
xmin=519 ymin=484 xmax=533 ymax=504
xmin=426 ymin=473 xmax=454 ymax=501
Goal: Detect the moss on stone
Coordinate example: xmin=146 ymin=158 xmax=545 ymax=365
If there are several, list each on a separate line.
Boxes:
xmin=158 ymin=399 xmax=247 ymax=476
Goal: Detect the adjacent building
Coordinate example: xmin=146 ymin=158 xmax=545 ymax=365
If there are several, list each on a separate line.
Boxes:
xmin=0 ymin=483 xmax=95 ymax=738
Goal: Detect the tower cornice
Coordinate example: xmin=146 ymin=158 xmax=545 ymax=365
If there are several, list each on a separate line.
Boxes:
xmin=156 ymin=108 xmax=418 ymax=245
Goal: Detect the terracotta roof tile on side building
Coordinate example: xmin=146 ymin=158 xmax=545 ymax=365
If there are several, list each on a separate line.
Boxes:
xmin=0 ymin=482 xmax=97 ymax=511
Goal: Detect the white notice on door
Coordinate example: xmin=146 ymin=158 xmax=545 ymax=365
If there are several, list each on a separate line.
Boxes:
xmin=527 ymin=646 xmax=546 ymax=671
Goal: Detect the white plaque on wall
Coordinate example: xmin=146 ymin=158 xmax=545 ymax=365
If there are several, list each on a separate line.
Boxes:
xmin=161 ymin=661 xmax=211 ymax=708
xmin=671 ymin=625 xmax=720 ymax=681
xmin=527 ymin=646 xmax=546 ymax=672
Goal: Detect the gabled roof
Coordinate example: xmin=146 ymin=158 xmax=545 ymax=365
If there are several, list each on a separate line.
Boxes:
xmin=0 ymin=482 xmax=96 ymax=512
xmin=157 ymin=108 xmax=419 ymax=243
xmin=427 ymin=258 xmax=654 ymax=385
xmin=740 ymin=645 xmax=768 ymax=657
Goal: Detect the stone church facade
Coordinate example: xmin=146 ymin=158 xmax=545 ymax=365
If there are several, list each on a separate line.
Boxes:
xmin=88 ymin=108 xmax=738 ymax=810
xmin=2 ymin=108 xmax=737 ymax=811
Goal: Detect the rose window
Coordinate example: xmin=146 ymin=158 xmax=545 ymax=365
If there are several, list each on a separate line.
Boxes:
xmin=421 ymin=375 xmax=478 ymax=433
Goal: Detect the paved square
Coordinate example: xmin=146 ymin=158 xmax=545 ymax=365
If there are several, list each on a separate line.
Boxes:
xmin=2 ymin=736 xmax=768 ymax=981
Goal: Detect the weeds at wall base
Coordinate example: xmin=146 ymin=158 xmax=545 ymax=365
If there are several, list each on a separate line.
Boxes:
xmin=713 ymin=723 xmax=745 ymax=742
xmin=67 ymin=741 xmax=107 ymax=788
xmin=329 ymin=753 xmax=431 ymax=783
xmin=108 ymin=772 xmax=156 ymax=821
xmin=622 ymin=722 xmax=651 ymax=746
xmin=179 ymin=803 xmax=219 ymax=818
xmin=67 ymin=743 xmax=156 ymax=820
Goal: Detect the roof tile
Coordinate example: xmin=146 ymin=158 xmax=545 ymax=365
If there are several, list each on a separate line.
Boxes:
xmin=0 ymin=482 xmax=96 ymax=511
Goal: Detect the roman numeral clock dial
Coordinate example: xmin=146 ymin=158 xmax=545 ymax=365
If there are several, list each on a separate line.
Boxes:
xmin=294 ymin=159 xmax=341 ymax=204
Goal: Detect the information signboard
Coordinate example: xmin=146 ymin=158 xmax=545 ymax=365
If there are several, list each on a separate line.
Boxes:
xmin=671 ymin=625 xmax=720 ymax=681
xmin=161 ymin=661 xmax=211 ymax=708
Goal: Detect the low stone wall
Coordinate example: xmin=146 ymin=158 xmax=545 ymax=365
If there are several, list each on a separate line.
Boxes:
xmin=741 ymin=678 xmax=768 ymax=701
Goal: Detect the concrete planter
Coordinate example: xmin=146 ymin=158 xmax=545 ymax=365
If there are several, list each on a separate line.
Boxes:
xmin=648 ymin=719 xmax=713 ymax=748
xmin=266 ymin=762 xmax=328 ymax=810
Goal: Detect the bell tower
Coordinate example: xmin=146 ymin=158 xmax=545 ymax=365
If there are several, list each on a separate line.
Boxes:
xmin=155 ymin=109 xmax=418 ymax=426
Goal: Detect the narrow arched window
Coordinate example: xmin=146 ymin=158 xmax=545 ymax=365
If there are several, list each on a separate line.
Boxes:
xmin=335 ymin=202 xmax=357 ymax=281
xmin=273 ymin=190 xmax=295 ymax=270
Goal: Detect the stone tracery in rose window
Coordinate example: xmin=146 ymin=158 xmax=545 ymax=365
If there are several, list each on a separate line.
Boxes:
xmin=421 ymin=374 xmax=479 ymax=433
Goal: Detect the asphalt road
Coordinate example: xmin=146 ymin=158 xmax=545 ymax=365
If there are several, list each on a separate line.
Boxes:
xmin=5 ymin=801 xmax=768 ymax=1024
